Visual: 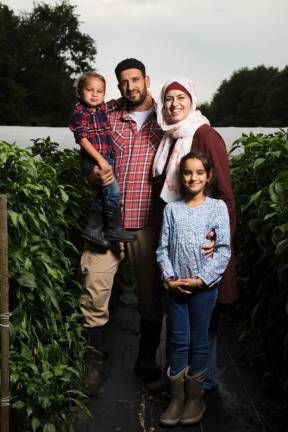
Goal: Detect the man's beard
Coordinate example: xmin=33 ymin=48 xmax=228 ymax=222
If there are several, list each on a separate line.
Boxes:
xmin=125 ymin=87 xmax=148 ymax=108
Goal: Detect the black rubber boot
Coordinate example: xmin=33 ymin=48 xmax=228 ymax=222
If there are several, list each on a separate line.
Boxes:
xmin=84 ymin=326 xmax=110 ymax=396
xmin=82 ymin=209 xmax=110 ymax=248
xmin=134 ymin=318 xmax=162 ymax=383
xmin=104 ymin=207 xmax=136 ymax=242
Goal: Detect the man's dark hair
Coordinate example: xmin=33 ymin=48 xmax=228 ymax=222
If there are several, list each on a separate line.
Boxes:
xmin=115 ymin=58 xmax=146 ymax=81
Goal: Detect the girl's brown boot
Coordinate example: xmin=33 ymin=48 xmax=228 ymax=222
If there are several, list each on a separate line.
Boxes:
xmin=159 ymin=367 xmax=186 ymax=426
xmin=180 ymin=368 xmax=207 ymax=425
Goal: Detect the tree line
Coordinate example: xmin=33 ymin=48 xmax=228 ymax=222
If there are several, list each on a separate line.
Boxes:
xmin=199 ymin=66 xmax=288 ymax=127
xmin=0 ymin=1 xmax=96 ymax=126
xmin=0 ymin=1 xmax=287 ymax=127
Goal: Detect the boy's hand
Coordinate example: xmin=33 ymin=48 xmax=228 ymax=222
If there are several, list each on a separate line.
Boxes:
xmin=88 ymin=165 xmax=114 ymax=187
xmin=202 ymin=230 xmax=216 ymax=258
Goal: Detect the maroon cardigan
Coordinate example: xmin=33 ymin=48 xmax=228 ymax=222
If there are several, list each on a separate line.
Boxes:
xmin=192 ymin=124 xmax=237 ymax=303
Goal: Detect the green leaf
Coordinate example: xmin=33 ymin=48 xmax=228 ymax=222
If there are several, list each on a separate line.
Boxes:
xmin=45 ymin=287 xmax=60 ymax=309
xmin=60 ymin=188 xmax=69 ymax=203
xmin=8 ymin=209 xmax=20 ymax=227
xmin=41 ymin=371 xmax=54 ymax=381
xmin=275 ymin=239 xmax=288 ymax=256
xmin=253 ymin=158 xmax=265 ymax=168
xmin=27 ymin=405 xmax=33 ymax=417
xmin=269 ymin=183 xmax=280 ymax=202
xmin=43 ymin=423 xmax=56 ymax=432
xmin=31 ymin=417 xmax=41 ymax=431
xmin=43 ymin=186 xmax=51 ymax=197
xmin=241 ymin=190 xmax=262 ymax=212
xmin=263 ymin=212 xmax=277 ymax=221
xmin=39 ymin=395 xmax=51 ymax=409
xmin=10 ymin=372 xmax=20 ymax=384
xmin=12 ymin=400 xmax=25 ymax=410
xmin=38 ymin=212 xmax=49 ymax=225
xmin=17 ymin=272 xmax=37 ymax=288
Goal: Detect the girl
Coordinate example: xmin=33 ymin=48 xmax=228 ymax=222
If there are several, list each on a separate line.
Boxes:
xmin=156 ymin=151 xmax=231 ymax=426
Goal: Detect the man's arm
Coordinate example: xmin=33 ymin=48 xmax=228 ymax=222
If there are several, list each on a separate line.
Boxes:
xmin=99 ymin=98 xmax=122 ymax=113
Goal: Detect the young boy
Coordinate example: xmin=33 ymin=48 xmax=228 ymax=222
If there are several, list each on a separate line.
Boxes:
xmin=69 ymin=71 xmax=135 ymax=247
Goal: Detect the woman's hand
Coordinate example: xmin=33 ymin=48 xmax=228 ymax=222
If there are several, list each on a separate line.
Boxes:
xmin=88 ymin=165 xmax=114 ymax=187
xmin=202 ymin=230 xmax=216 ymax=258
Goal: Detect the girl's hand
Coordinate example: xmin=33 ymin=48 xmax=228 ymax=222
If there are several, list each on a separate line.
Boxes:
xmin=166 ymin=279 xmax=192 ymax=295
xmin=177 ymin=278 xmax=204 ymax=291
xmin=202 ymin=230 xmax=216 ymax=258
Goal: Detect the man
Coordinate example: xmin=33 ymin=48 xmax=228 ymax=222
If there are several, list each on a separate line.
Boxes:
xmin=80 ymin=59 xmax=165 ymax=394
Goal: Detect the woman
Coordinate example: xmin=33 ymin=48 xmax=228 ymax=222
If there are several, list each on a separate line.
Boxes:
xmin=152 ymin=77 xmax=237 ymax=406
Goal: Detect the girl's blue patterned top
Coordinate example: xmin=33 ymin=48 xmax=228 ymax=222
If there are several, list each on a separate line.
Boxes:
xmin=156 ymin=197 xmax=231 ymax=287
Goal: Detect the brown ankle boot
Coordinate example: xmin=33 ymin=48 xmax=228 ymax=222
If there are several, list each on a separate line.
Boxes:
xmin=84 ymin=349 xmax=109 ymax=396
xmin=159 ymin=367 xmax=186 ymax=426
xmin=134 ymin=318 xmax=162 ymax=383
xmin=84 ymin=327 xmax=110 ymax=396
xmin=180 ymin=368 xmax=207 ymax=425
xmin=145 ymin=376 xmax=169 ymax=393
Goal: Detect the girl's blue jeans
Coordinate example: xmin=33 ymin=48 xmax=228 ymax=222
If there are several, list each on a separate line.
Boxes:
xmin=167 ymin=285 xmax=218 ymax=376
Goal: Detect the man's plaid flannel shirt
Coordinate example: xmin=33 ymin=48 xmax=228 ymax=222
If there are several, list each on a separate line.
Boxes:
xmin=108 ymin=102 xmax=164 ymax=229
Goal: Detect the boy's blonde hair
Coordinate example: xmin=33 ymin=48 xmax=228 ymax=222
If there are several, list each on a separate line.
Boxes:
xmin=75 ymin=71 xmax=106 ymax=99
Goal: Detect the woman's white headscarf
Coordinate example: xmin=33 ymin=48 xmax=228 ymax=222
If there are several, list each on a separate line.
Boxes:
xmin=152 ymin=76 xmax=210 ymax=203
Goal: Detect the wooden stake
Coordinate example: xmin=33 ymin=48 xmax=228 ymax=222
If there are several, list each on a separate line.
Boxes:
xmin=0 ymin=194 xmax=9 ymax=432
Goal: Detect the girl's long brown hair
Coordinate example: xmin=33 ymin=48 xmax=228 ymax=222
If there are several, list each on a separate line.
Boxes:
xmin=179 ymin=151 xmax=221 ymax=198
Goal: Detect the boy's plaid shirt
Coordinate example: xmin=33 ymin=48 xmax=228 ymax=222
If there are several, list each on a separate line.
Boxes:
xmin=69 ymin=101 xmax=118 ymax=155
xmin=108 ymin=103 xmax=164 ymax=229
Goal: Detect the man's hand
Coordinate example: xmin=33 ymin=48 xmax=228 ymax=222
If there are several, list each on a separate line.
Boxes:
xmin=88 ymin=165 xmax=114 ymax=187
xmin=202 ymin=230 xmax=216 ymax=258
xmin=98 ymin=159 xmax=112 ymax=171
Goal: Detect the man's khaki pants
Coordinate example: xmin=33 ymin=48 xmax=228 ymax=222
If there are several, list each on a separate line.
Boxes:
xmin=80 ymin=226 xmax=164 ymax=328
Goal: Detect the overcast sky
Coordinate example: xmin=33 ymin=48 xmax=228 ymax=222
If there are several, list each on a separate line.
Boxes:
xmin=4 ymin=0 xmax=288 ymax=104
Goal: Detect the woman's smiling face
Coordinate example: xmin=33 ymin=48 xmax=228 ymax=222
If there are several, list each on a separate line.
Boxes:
xmin=163 ymin=89 xmax=192 ymax=124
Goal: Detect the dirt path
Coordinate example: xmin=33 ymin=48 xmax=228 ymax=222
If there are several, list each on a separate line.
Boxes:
xmin=73 ymin=300 xmax=287 ymax=432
